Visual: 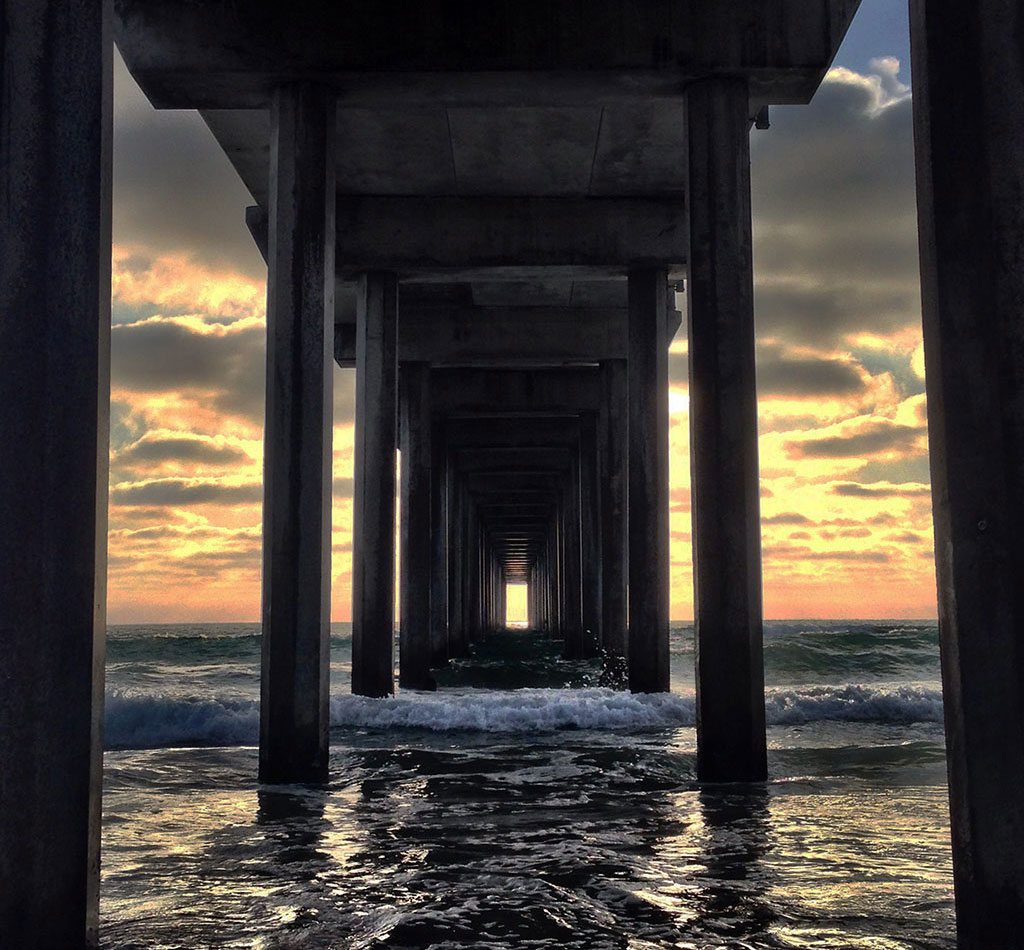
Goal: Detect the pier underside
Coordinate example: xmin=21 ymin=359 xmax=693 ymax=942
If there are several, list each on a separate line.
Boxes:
xmin=7 ymin=0 xmax=1024 ymax=945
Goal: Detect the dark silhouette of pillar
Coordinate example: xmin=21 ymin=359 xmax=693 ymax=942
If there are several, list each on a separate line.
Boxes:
xmin=600 ymin=360 xmax=628 ymax=661
xmin=352 ymin=272 xmax=398 ymax=696
xmin=910 ymin=2 xmax=1024 ymax=942
xmin=627 ymin=268 xmax=670 ymax=692
xmin=399 ymin=362 xmax=435 ymax=689
xmin=580 ymin=413 xmax=602 ymax=657
xmin=259 ymin=83 xmax=335 ymax=784
xmin=0 ymin=3 xmax=111 ymax=945
xmin=429 ymin=419 xmax=449 ymax=664
xmin=686 ymin=78 xmax=766 ymax=781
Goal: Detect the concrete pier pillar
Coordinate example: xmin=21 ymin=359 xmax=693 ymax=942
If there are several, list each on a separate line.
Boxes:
xmin=580 ymin=414 xmax=602 ymax=657
xmin=910 ymin=3 xmax=1024 ymax=942
xmin=600 ymin=360 xmax=628 ymax=661
xmin=352 ymin=272 xmax=399 ymax=697
xmin=561 ymin=466 xmax=584 ymax=658
xmin=0 ymin=4 xmax=111 ymax=945
xmin=259 ymin=84 xmax=335 ymax=783
xmin=399 ymin=363 xmax=435 ymax=690
xmin=448 ymin=474 xmax=469 ymax=656
xmin=685 ymin=78 xmax=767 ymax=781
xmin=429 ymin=420 xmax=449 ymax=664
xmin=627 ymin=267 xmax=671 ymax=692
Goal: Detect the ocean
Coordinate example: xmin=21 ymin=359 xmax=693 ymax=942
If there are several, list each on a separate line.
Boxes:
xmin=100 ymin=622 xmax=955 ymax=949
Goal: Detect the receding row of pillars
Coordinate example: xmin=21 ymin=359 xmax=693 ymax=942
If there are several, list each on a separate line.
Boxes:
xmin=6 ymin=3 xmax=1024 ymax=945
xmin=255 ymin=74 xmax=766 ymax=790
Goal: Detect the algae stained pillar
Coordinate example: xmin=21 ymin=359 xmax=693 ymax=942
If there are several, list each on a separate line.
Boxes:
xmin=685 ymin=78 xmax=766 ymax=782
xmin=352 ymin=272 xmax=399 ymax=696
xmin=0 ymin=3 xmax=111 ymax=945
xmin=627 ymin=268 xmax=671 ymax=692
xmin=910 ymin=1 xmax=1024 ymax=943
xmin=260 ymin=84 xmax=336 ymax=784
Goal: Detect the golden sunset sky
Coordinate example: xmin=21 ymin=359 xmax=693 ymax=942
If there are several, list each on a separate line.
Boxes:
xmin=107 ymin=1 xmax=934 ymax=624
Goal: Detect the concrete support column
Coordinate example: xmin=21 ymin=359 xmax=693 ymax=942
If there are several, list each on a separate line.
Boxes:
xmin=352 ymin=272 xmax=399 ymax=696
xmin=399 ymin=363 xmax=435 ymax=690
xmin=260 ymin=84 xmax=335 ymax=783
xmin=627 ymin=267 xmax=670 ymax=692
xmin=686 ymin=78 xmax=766 ymax=781
xmin=910 ymin=3 xmax=1024 ymax=942
xmin=429 ymin=420 xmax=449 ymax=664
xmin=0 ymin=4 xmax=111 ymax=945
xmin=600 ymin=360 xmax=628 ymax=661
xmin=448 ymin=474 xmax=469 ymax=656
xmin=562 ymin=458 xmax=584 ymax=658
xmin=580 ymin=413 xmax=602 ymax=657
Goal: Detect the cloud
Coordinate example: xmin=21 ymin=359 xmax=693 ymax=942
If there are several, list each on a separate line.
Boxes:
xmin=115 ymin=434 xmax=251 ymax=467
xmin=113 ymin=51 xmax=266 ymax=279
xmin=111 ymin=316 xmax=266 ymax=423
xmin=750 ymin=63 xmax=919 ymax=347
xmin=762 ymin=512 xmax=813 ymax=525
xmin=787 ymin=422 xmax=925 ymax=459
xmin=757 ymin=352 xmax=866 ymax=398
xmin=832 ymin=481 xmax=931 ymax=498
xmin=111 ymin=478 xmax=263 ymax=506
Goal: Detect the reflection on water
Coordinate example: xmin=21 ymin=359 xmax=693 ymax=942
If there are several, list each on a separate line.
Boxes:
xmin=101 ymin=736 xmax=954 ymax=949
xmin=100 ymin=626 xmax=954 ymax=948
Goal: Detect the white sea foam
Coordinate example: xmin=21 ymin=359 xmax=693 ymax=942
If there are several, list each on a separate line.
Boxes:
xmin=330 ymin=688 xmax=694 ymax=732
xmin=103 ymin=683 xmax=944 ymax=749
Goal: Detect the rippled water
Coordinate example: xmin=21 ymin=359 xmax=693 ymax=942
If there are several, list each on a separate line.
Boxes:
xmin=99 ymin=623 xmax=955 ymax=948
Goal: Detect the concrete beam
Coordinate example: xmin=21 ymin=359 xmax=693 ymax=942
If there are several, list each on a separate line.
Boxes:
xmin=259 ymin=84 xmax=335 ymax=785
xmin=686 ymin=78 xmax=766 ymax=782
xmin=910 ymin=2 xmax=1024 ymax=942
xmin=334 ymin=305 xmax=682 ymax=366
xmin=351 ymin=272 xmax=399 ymax=696
xmin=432 ymin=368 xmax=602 ymax=415
xmin=114 ymin=0 xmax=860 ymax=109
xmin=247 ymin=196 xmax=685 ymax=276
xmin=0 ymin=4 xmax=111 ymax=946
xmin=331 ymin=197 xmax=685 ymax=276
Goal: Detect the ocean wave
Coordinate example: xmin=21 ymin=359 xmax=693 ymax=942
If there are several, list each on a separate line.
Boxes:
xmin=765 ymin=683 xmax=944 ymax=725
xmin=330 ymin=688 xmax=693 ymax=732
xmin=104 ymin=684 xmax=944 ymax=749
xmin=105 ymin=690 xmax=259 ymax=749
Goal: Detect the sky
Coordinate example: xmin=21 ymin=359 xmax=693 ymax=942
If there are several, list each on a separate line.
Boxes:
xmin=107 ymin=0 xmax=935 ymax=624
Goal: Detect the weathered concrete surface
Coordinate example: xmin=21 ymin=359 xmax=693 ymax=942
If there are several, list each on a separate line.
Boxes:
xmin=259 ymin=85 xmax=335 ymax=784
xmin=627 ymin=268 xmax=671 ymax=693
xmin=399 ymin=363 xmax=436 ymax=690
xmin=331 ymin=197 xmax=686 ymax=275
xmin=686 ymin=79 xmax=767 ymax=783
xmin=334 ymin=304 xmax=681 ymax=366
xmin=351 ymin=273 xmax=399 ymax=697
xmin=115 ymin=1 xmax=860 ymax=110
xmin=0 ymin=4 xmax=111 ymax=946
xmin=579 ymin=414 xmax=602 ymax=657
xmin=429 ymin=420 xmax=450 ymax=664
xmin=600 ymin=360 xmax=628 ymax=663
xmin=910 ymin=1 xmax=1024 ymax=943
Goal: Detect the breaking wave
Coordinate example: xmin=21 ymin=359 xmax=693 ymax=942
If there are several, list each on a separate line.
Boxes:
xmin=103 ymin=684 xmax=944 ymax=750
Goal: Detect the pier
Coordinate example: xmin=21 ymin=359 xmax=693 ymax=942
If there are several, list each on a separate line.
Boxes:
xmin=3 ymin=1 xmax=1024 ymax=946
